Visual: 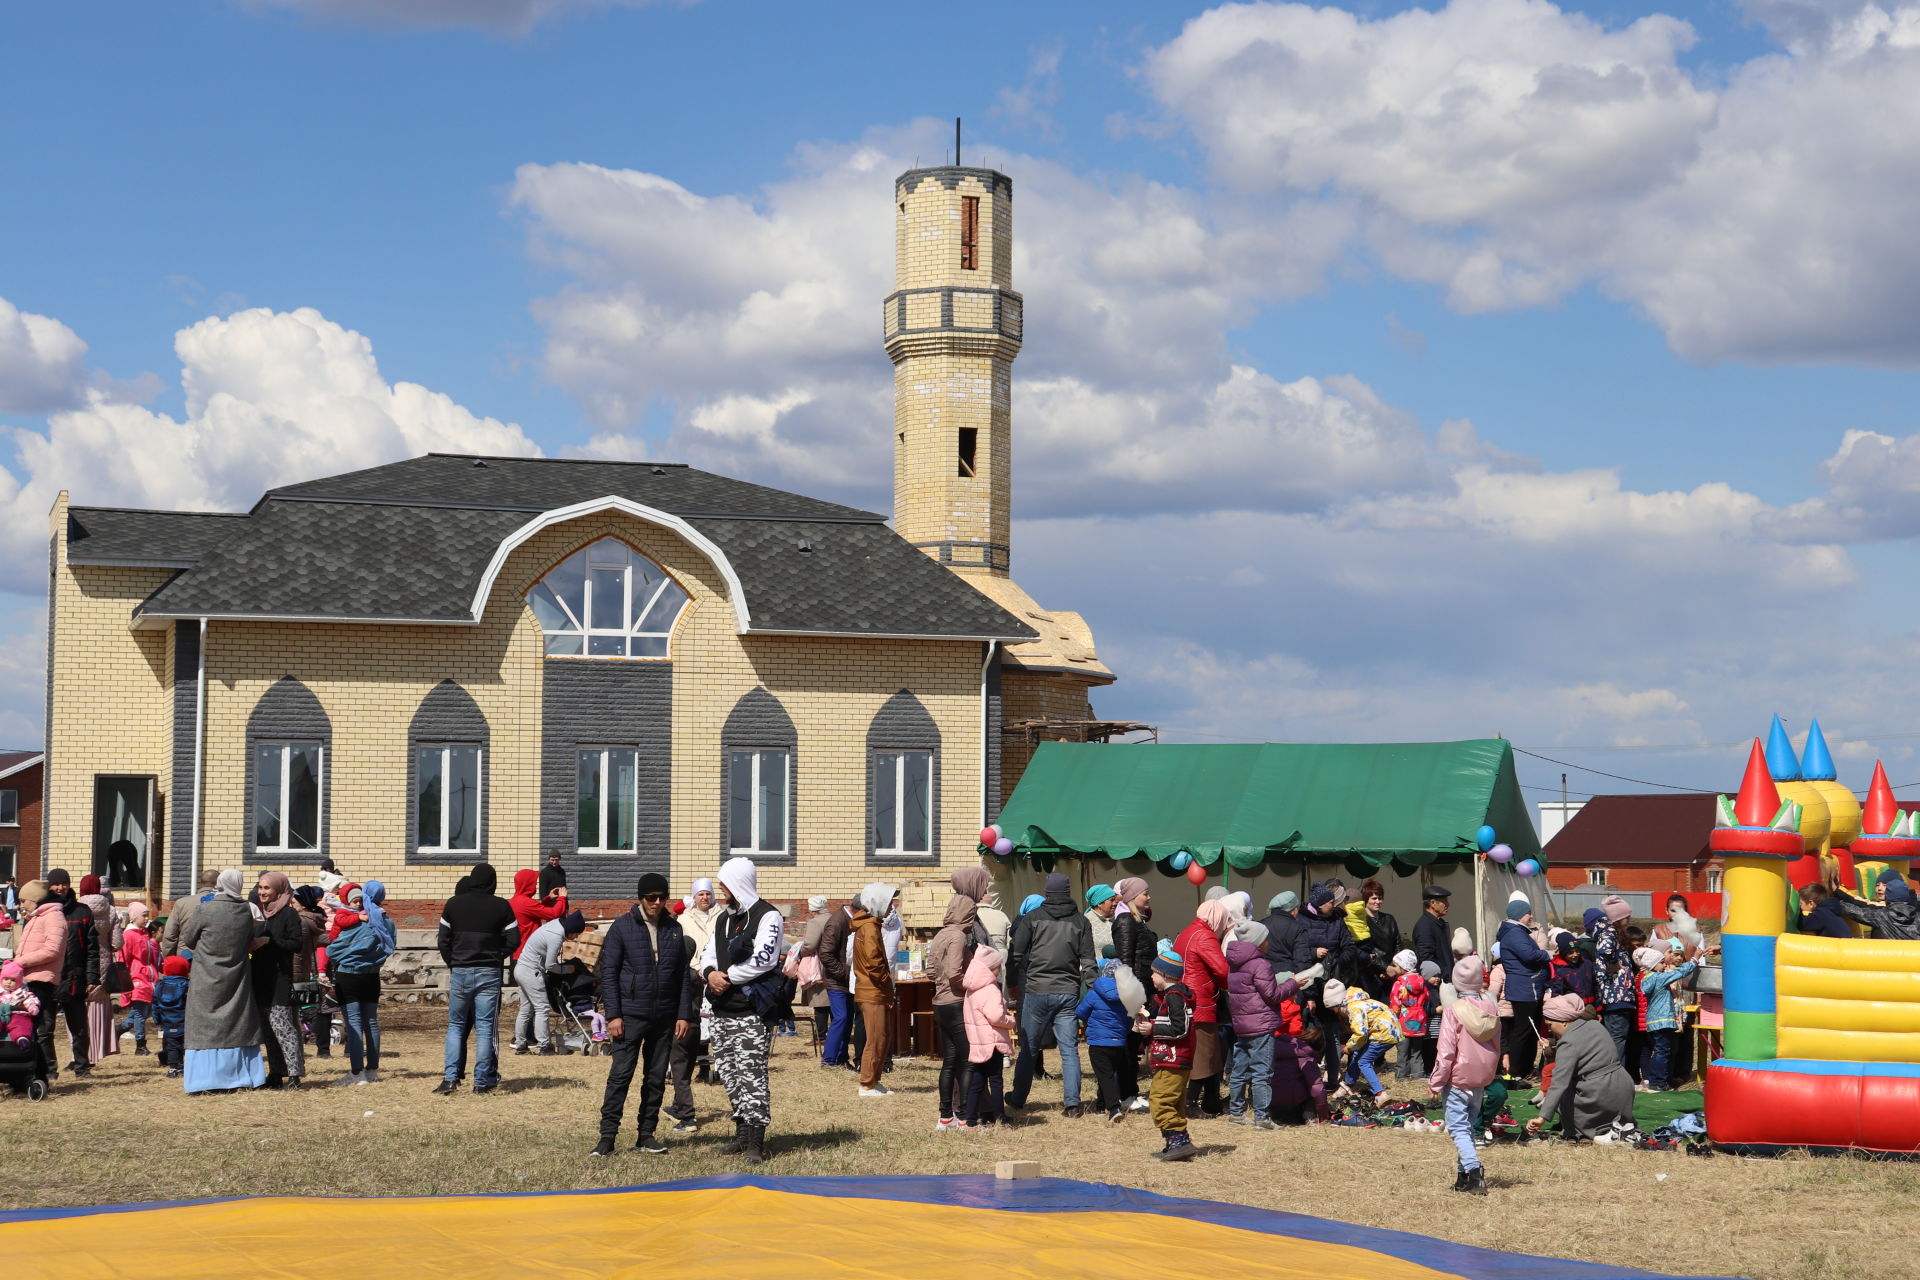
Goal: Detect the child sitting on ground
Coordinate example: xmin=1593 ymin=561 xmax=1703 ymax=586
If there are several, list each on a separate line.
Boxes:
xmin=1139 ymin=947 xmax=1198 ymax=1161
xmin=1327 ymin=979 xmax=1398 ymax=1105
xmin=1266 ymin=960 xmax=1326 ymax=1125
xmin=1430 ymin=956 xmax=1499 ymax=1195
xmin=0 ymin=962 xmax=39 ymax=1045
xmin=154 ymin=955 xmax=191 ymax=1078
xmin=1388 ymin=950 xmax=1432 ymax=1080
xmin=961 ymin=946 xmax=1014 ymax=1130
xmin=1637 ymin=944 xmax=1697 ymax=1092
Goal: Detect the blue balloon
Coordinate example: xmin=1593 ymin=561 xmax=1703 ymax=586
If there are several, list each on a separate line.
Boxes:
xmin=1170 ymin=851 xmax=1192 ymax=872
xmin=1476 ymin=825 xmax=1497 ymax=852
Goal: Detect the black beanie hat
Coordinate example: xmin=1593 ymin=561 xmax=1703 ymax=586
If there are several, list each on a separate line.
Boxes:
xmin=562 ymin=910 xmax=587 ymax=934
xmin=637 ymin=872 xmax=670 ymax=898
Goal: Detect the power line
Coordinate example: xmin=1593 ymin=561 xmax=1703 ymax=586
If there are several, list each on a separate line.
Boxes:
xmin=1506 ymin=747 xmax=1713 ymax=793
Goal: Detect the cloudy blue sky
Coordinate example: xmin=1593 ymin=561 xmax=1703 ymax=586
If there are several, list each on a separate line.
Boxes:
xmin=6 ymin=0 xmax=1920 ymax=818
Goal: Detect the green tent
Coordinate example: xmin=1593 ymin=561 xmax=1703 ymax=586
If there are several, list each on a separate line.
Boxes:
xmin=993 ymin=739 xmax=1542 ymax=876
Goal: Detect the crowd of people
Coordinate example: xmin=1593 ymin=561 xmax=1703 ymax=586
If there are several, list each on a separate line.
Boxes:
xmin=2 ymin=859 xmax=394 ymax=1093
xmin=12 ymin=852 xmax=1914 ymax=1192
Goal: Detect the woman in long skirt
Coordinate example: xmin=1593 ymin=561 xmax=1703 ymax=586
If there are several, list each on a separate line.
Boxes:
xmin=179 ymin=869 xmax=267 ymax=1093
xmin=77 ymin=875 xmax=118 ymax=1065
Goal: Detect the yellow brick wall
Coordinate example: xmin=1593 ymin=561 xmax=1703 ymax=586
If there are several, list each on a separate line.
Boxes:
xmin=56 ymin=508 xmax=985 ymax=903
xmin=1000 ymin=669 xmax=1098 ymax=800
xmin=44 ymin=492 xmax=176 ymax=871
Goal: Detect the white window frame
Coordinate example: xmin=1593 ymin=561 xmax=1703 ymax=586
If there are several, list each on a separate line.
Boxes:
xmin=872 ymin=748 xmax=934 ymax=856
xmin=528 ymin=537 xmax=688 ymax=661
xmin=1706 ymin=868 xmax=1724 ymax=894
xmin=415 ymin=743 xmax=483 ymax=854
xmin=0 ymin=844 xmax=14 ymax=880
xmin=254 ymin=740 xmax=324 ymax=855
xmin=0 ymin=789 xmax=15 ymax=826
xmin=1586 ymin=868 xmax=1607 ymax=886
xmin=728 ymin=747 xmax=790 ymax=857
xmin=577 ymin=746 xmax=641 ymax=855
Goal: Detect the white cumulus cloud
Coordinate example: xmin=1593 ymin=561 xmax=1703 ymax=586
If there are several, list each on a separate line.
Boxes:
xmin=0 ymin=306 xmax=539 ymax=591
xmin=0 ymin=296 xmax=88 ymax=414
xmin=1144 ymin=0 xmax=1920 ymax=364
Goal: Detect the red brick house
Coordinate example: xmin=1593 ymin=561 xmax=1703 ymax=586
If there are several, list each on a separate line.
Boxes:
xmin=1543 ymin=794 xmax=1723 ymax=896
xmin=0 ymin=751 xmax=44 ymax=884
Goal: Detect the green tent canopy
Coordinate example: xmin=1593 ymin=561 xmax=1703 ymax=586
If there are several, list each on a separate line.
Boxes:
xmin=993 ymin=739 xmax=1543 ymax=873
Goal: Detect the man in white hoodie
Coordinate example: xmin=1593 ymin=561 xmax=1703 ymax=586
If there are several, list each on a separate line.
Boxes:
xmin=698 ymin=857 xmax=785 ymax=1165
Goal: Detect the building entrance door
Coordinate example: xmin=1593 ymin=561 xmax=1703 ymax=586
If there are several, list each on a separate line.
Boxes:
xmin=92 ymin=775 xmax=157 ymax=892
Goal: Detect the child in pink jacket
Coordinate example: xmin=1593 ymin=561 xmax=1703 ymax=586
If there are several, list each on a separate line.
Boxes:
xmin=0 ymin=962 xmax=40 ymax=1045
xmin=1430 ymin=956 xmax=1501 ymax=1196
xmin=961 ymin=947 xmax=1015 ymax=1130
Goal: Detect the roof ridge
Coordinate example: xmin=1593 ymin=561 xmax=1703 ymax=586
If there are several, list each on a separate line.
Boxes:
xmin=71 ymin=505 xmax=248 ymax=518
xmin=420 ymin=453 xmax=689 ymax=468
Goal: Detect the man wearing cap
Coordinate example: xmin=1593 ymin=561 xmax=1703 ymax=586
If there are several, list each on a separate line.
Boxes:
xmin=592 ymin=873 xmax=697 ymax=1157
xmin=1412 ymin=884 xmax=1453 ymax=976
xmin=664 ymin=878 xmax=718 ymax=1129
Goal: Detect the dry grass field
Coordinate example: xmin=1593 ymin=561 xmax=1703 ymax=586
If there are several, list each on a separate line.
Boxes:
xmin=3 ymin=1014 xmax=1916 ymax=1280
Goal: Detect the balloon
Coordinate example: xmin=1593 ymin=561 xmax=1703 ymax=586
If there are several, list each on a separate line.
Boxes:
xmin=1515 ymin=859 xmax=1540 ymax=878
xmin=1169 ymin=851 xmax=1192 ymax=871
xmin=979 ymin=827 xmax=998 ymax=847
xmin=1487 ymin=844 xmax=1514 ymax=864
xmin=1185 ymin=861 xmax=1208 ymax=885
xmin=991 ymin=824 xmax=1004 ymax=838
xmin=992 ymin=837 xmax=1014 ymax=857
xmin=1476 ymin=825 xmax=1497 ymax=852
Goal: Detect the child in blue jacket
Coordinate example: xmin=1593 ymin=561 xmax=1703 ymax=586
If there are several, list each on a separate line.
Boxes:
xmin=154 ymin=956 xmax=190 ymax=1077
xmin=1637 ymin=945 xmax=1697 ymax=1092
xmin=1078 ymin=955 xmax=1145 ymax=1122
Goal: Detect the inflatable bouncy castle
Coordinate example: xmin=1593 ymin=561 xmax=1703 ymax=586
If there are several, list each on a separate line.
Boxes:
xmin=1706 ymin=721 xmax=1920 ymax=1153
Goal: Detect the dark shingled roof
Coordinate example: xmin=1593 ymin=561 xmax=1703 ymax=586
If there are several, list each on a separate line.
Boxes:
xmin=266 ymin=453 xmax=880 ymax=522
xmin=85 ymin=455 xmax=1033 ymax=641
xmin=68 ymin=507 xmax=251 ymax=564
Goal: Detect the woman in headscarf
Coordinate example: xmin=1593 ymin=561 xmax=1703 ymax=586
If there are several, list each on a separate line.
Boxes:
xmin=250 ymin=870 xmax=307 ymax=1088
xmin=849 ymin=882 xmax=898 ymax=1099
xmin=1109 ymin=876 xmax=1155 ymax=1111
xmin=179 ymin=869 xmax=267 ymax=1093
xmin=1175 ymin=898 xmax=1234 ymax=1115
xmin=1083 ymin=884 xmax=1118 ymax=958
xmin=929 ymin=867 xmax=990 ymax=1130
xmin=77 ymin=874 xmax=118 ymax=1064
xmin=698 ymin=857 xmax=785 ymax=1164
xmin=290 ymin=886 xmax=331 ymax=1061
xmin=797 ymin=894 xmax=834 ymax=1045
xmin=1527 ymin=994 xmax=1636 ymax=1141
xmin=114 ymin=900 xmax=158 ymax=1055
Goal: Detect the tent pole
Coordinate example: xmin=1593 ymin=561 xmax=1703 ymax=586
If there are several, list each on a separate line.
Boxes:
xmin=1474 ymin=848 xmax=1485 ymax=956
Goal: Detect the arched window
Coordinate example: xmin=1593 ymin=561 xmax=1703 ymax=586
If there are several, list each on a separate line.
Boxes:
xmin=526 ymin=537 xmax=689 ymax=659
xmin=246 ymin=676 xmax=330 ymax=864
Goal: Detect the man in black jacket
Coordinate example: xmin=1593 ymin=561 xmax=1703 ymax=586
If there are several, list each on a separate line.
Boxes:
xmin=1832 ymin=870 xmax=1920 ymax=941
xmin=44 ymin=869 xmax=99 ymax=1077
xmin=1261 ymin=891 xmax=1302 ymax=972
xmin=592 ymin=872 xmax=696 ymax=1156
xmin=434 ymin=863 xmax=519 ymax=1096
xmin=1412 ymin=885 xmax=1453 ymax=974
xmin=1006 ymin=872 xmax=1095 ymax=1116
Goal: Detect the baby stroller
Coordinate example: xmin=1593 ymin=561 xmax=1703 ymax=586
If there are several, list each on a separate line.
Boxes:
xmin=546 ymin=957 xmax=606 ymax=1057
xmin=0 ymin=1036 xmax=50 ymax=1101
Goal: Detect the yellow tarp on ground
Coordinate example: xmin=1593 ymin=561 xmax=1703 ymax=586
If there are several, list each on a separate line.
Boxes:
xmin=11 ymin=1184 xmax=1456 ymax=1280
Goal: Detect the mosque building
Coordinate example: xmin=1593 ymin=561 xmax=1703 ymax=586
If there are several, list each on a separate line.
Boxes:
xmin=40 ymin=154 xmax=1114 ymax=913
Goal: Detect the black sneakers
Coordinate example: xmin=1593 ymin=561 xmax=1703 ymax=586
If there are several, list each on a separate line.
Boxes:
xmin=636 ymin=1136 xmax=668 ymax=1155
xmin=431 ymin=1080 xmax=458 ymax=1096
xmin=589 ymin=1137 xmax=615 ymax=1158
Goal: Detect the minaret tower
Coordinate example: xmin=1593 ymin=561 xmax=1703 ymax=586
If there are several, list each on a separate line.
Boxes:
xmin=883 ymin=135 xmax=1020 ymax=576
xmin=883 ymin=125 xmax=1117 ymax=807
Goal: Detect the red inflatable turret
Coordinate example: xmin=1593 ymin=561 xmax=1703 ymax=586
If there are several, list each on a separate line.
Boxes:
xmin=1709 ymin=739 xmax=1803 ymax=859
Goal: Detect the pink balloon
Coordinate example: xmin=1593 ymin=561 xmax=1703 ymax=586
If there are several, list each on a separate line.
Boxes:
xmin=979 ymin=827 xmax=998 ymax=847
xmin=1488 ymin=844 xmax=1514 ymax=863
xmin=1185 ymin=861 xmax=1207 ymax=885
xmin=992 ymin=837 xmax=1014 ymax=856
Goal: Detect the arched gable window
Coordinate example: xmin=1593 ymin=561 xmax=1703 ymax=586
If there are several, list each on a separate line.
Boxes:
xmin=526 ymin=537 xmax=689 ymax=659
xmin=866 ymin=689 xmax=941 ymax=864
xmin=246 ymin=677 xmax=330 ymax=863
xmin=407 ymin=680 xmax=490 ymax=862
